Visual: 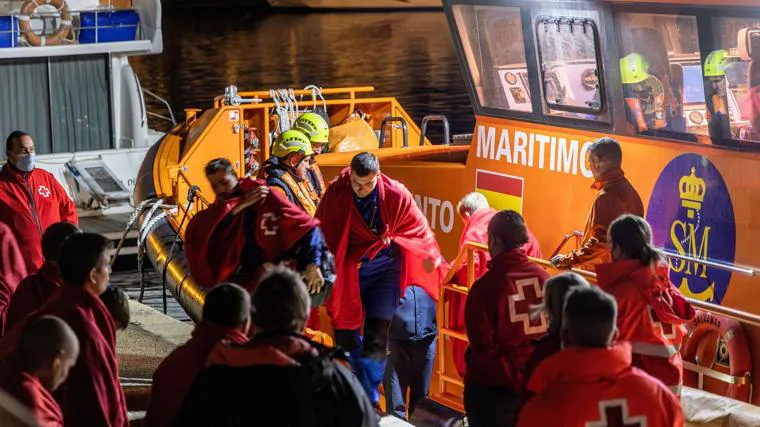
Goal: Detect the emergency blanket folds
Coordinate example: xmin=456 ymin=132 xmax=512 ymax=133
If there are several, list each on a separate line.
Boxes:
xmin=316 ymin=168 xmax=447 ymax=330
xmin=184 ymin=178 xmax=319 ymax=288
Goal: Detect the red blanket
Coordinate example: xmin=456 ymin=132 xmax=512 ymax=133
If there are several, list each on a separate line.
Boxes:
xmin=6 ymin=263 xmax=62 ymax=331
xmin=0 ymin=286 xmax=127 ymax=427
xmin=185 ymin=178 xmax=319 ymax=288
xmin=316 ymin=168 xmax=446 ymax=330
xmin=144 ymin=321 xmax=248 ymax=427
xmin=0 ymin=359 xmax=63 ymax=427
xmin=0 ymin=222 xmax=27 ymax=335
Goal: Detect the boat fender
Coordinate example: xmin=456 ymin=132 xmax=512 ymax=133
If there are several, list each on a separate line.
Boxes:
xmin=18 ymin=0 xmax=72 ymax=46
xmin=680 ymin=310 xmax=752 ymax=402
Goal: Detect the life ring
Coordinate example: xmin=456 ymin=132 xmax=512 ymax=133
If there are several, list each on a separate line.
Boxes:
xmin=18 ymin=0 xmax=72 ymax=46
xmin=680 ymin=310 xmax=752 ymax=402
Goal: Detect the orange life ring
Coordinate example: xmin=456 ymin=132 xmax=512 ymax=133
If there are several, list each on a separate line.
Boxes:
xmin=680 ymin=310 xmax=752 ymax=402
xmin=18 ymin=0 xmax=72 ymax=46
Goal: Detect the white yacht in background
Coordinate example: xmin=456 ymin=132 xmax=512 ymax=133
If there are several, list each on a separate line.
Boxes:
xmin=267 ymin=0 xmax=442 ymax=9
xmin=0 ymin=0 xmax=167 ymax=226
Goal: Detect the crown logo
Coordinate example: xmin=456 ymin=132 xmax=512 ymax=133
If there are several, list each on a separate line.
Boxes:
xmin=679 ymin=167 xmax=706 ymax=219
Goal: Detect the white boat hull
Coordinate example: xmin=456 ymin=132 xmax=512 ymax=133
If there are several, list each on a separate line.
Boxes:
xmin=267 ymin=0 xmax=441 ymax=9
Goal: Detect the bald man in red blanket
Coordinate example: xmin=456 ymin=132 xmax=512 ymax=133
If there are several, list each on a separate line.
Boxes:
xmin=184 ymin=158 xmax=328 ymax=295
xmin=0 ymin=232 xmax=127 ymax=427
xmin=316 ymin=152 xmax=447 ymax=406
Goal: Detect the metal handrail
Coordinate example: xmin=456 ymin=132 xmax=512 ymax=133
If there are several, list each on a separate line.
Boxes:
xmin=419 ymin=115 xmax=451 ymax=146
xmin=662 ymin=250 xmax=758 ymax=277
xmin=213 ymin=86 xmax=375 ymax=107
xmin=378 ymin=117 xmax=408 ymax=148
xmin=142 ymin=88 xmax=176 ymax=126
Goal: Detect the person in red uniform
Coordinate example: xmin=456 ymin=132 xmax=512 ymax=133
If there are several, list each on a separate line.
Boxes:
xmin=316 ymin=152 xmax=446 ymax=406
xmin=0 ymin=221 xmax=27 ymax=335
xmin=464 ymin=210 xmax=548 ymax=427
xmin=518 ymin=286 xmax=684 ymax=427
xmin=0 ymin=131 xmax=78 ymax=273
xmin=144 ymin=283 xmax=250 ymax=427
xmin=0 ymin=233 xmax=128 ymax=427
xmin=179 ymin=267 xmax=376 ymax=427
xmin=551 ymin=137 xmax=643 ymax=272
xmin=597 ymin=214 xmax=694 ymax=395
xmin=450 ymin=193 xmax=541 ymax=378
xmin=6 ymin=222 xmax=80 ymax=330
xmin=0 ymin=316 xmax=79 ymax=427
xmin=184 ymin=158 xmax=327 ymax=296
xmin=522 ymin=272 xmax=590 ymax=389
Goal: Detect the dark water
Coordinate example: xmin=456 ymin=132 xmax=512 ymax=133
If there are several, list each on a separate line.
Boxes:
xmin=126 ymin=10 xmax=474 ymax=319
xmin=131 ymin=10 xmax=475 ymax=136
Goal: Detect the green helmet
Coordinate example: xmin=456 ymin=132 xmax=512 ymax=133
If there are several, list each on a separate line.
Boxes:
xmin=704 ymin=49 xmax=729 ymax=78
xmin=620 ymin=53 xmax=649 ymax=84
xmin=272 ymin=130 xmax=314 ymax=159
xmin=293 ymin=112 xmax=329 ymax=144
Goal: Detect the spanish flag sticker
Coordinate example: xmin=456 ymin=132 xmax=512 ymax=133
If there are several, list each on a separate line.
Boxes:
xmin=476 ymin=170 xmax=524 ymax=214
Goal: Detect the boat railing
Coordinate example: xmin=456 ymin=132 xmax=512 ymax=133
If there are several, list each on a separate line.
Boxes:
xmin=142 ymin=88 xmax=176 ymax=127
xmin=419 ymin=115 xmax=451 ymax=146
xmin=213 ymin=86 xmax=376 ymax=109
xmin=435 ymin=241 xmax=760 ymax=406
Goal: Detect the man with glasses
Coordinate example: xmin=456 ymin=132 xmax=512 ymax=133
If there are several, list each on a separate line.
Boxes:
xmin=550 ymin=137 xmax=643 ymax=272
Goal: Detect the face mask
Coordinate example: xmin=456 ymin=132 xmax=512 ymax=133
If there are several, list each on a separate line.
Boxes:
xmin=14 ymin=153 xmax=35 ymax=172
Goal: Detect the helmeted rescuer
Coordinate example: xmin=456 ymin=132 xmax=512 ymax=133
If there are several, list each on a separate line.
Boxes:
xmin=184 ymin=158 xmax=329 ymax=299
xmin=449 ymin=192 xmax=542 ymax=378
xmin=704 ymin=49 xmax=732 ymax=142
xmin=620 ymin=53 xmax=668 ymax=133
xmin=463 ymin=210 xmax=548 ymax=427
xmin=0 ymin=131 xmax=78 ymax=273
xmin=551 ymin=137 xmax=643 ymax=271
xmin=0 ymin=315 xmax=79 ymax=427
xmin=293 ymin=112 xmax=330 ymax=197
xmin=145 ymin=283 xmax=251 ymax=427
xmin=518 ymin=286 xmax=684 ymax=427
xmin=316 ymin=152 xmax=447 ymax=406
xmin=258 ymin=130 xmax=320 ymax=216
xmin=0 ymin=233 xmax=128 ymax=427
xmin=7 ymin=222 xmax=80 ymax=331
xmin=596 ymin=214 xmax=694 ymax=395
xmin=0 ymin=221 xmax=28 ymax=336
xmin=179 ymin=267 xmax=377 ymax=427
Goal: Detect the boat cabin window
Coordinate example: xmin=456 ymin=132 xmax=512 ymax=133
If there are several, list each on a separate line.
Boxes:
xmin=452 ymin=5 xmax=533 ymax=113
xmin=534 ymin=13 xmax=605 ymax=121
xmin=615 ymin=13 xmax=707 ymax=142
xmin=710 ymin=17 xmax=760 ymax=146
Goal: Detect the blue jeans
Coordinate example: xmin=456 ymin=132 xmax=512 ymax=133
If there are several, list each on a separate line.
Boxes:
xmin=383 ymin=335 xmax=437 ymax=419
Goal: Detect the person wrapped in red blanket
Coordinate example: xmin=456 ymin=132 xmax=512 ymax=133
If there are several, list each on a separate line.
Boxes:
xmin=449 ymin=193 xmax=542 ymax=378
xmin=184 ymin=158 xmax=328 ymax=296
xmin=0 ymin=233 xmax=127 ymax=427
xmin=0 ymin=316 xmax=79 ymax=427
xmin=0 ymin=221 xmax=27 ymax=335
xmin=315 ymin=152 xmax=447 ymax=405
xmin=6 ymin=222 xmax=80 ymax=331
xmin=597 ymin=214 xmax=694 ymax=396
xmin=144 ymin=283 xmax=250 ymax=427
xmin=518 ymin=286 xmax=683 ymax=427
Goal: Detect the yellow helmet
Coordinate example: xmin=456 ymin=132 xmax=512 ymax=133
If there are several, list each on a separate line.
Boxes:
xmin=620 ymin=53 xmax=649 ymax=84
xmin=272 ymin=130 xmax=314 ymax=159
xmin=293 ymin=112 xmax=329 ymax=144
xmin=704 ymin=49 xmax=729 ymax=78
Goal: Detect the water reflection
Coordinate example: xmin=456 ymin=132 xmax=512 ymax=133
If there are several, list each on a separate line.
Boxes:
xmin=131 ymin=10 xmax=475 ymax=136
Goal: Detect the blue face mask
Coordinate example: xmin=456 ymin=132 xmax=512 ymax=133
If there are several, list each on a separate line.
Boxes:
xmin=14 ymin=153 xmax=35 ymax=172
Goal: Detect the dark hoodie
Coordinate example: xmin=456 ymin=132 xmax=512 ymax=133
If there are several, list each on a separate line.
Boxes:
xmin=176 ymin=332 xmax=377 ymax=427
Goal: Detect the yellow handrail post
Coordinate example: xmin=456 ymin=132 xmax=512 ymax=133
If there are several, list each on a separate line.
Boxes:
xmin=466 ymin=247 xmax=475 ymax=289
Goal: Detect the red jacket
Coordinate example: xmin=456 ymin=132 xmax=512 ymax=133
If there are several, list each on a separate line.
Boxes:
xmin=0 ymin=222 xmax=27 ymax=335
xmin=450 ymin=208 xmax=542 ymax=377
xmin=0 ymin=359 xmax=63 ymax=427
xmin=519 ymin=343 xmax=683 ymax=427
xmin=316 ymin=169 xmax=446 ymax=330
xmin=0 ymin=286 xmax=127 ymax=427
xmin=464 ymin=249 xmax=549 ymax=390
xmin=144 ymin=321 xmax=248 ymax=427
xmin=6 ymin=262 xmax=61 ymax=330
xmin=184 ymin=178 xmax=318 ymax=288
xmin=0 ymin=165 xmax=78 ymax=273
xmin=555 ymin=168 xmax=643 ymax=271
xmin=597 ymin=259 xmax=695 ymax=394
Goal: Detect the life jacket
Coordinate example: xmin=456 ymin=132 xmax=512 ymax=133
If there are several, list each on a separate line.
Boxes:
xmin=260 ymin=160 xmax=319 ymax=217
xmin=308 ymin=163 xmax=326 ymax=197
